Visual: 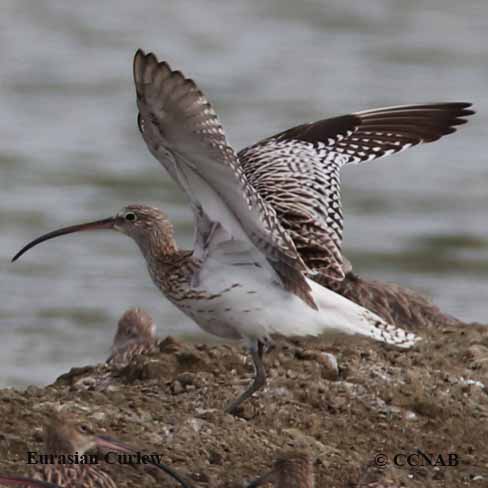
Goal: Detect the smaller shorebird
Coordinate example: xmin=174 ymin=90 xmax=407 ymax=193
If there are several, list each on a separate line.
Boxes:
xmin=107 ymin=308 xmax=161 ymax=367
xmin=13 ymin=50 xmax=473 ymax=413
xmin=0 ymin=412 xmax=191 ymax=488
xmin=247 ymin=451 xmax=314 ymax=488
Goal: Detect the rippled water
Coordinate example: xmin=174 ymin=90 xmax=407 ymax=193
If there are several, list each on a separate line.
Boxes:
xmin=1 ymin=0 xmax=487 ymax=387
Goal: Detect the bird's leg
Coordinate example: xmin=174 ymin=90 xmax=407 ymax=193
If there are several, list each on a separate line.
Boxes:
xmin=226 ymin=340 xmax=267 ymax=415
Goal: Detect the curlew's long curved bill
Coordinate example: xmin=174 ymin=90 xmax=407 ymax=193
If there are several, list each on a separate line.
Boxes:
xmin=96 ymin=435 xmax=194 ymax=488
xmin=11 ymin=217 xmax=115 ymax=262
xmin=0 ymin=476 xmax=62 ymax=487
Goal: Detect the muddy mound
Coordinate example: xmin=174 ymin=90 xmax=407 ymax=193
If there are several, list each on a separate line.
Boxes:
xmin=0 ymin=321 xmax=487 ymax=487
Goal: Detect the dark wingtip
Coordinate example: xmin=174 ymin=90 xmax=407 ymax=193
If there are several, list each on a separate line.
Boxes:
xmin=446 ymin=101 xmax=472 ymax=109
xmin=453 ymin=101 xmax=473 ymax=111
xmin=356 ymin=102 xmax=476 ymax=143
xmin=444 ymin=103 xmax=475 ymax=124
xmin=446 ymin=102 xmax=476 ymax=122
xmin=422 ymin=102 xmax=475 ymax=141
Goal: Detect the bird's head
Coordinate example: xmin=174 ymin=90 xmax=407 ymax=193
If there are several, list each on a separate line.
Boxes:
xmin=112 ymin=307 xmax=156 ymax=351
xmin=113 ymin=205 xmax=173 ymax=241
xmin=44 ymin=413 xmax=97 ymax=455
xmin=12 ymin=204 xmax=176 ymax=262
xmin=39 ymin=411 xmax=194 ymax=487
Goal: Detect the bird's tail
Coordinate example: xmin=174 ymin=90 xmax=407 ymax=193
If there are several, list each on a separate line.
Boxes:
xmin=308 ymin=278 xmax=419 ymax=348
xmin=316 ymin=271 xmax=461 ymax=329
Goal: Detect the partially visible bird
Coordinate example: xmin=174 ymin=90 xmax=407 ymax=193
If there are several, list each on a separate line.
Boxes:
xmin=0 ymin=412 xmax=191 ymax=488
xmin=107 ymin=308 xmax=161 ymax=367
xmin=247 ymin=451 xmax=314 ymax=488
xmin=12 ymin=49 xmax=473 ymax=413
xmin=27 ymin=412 xmax=116 ymax=488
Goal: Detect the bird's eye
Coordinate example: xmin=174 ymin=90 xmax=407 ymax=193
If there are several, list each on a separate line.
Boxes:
xmin=79 ymin=424 xmax=89 ymax=433
xmin=124 ymin=212 xmax=137 ymax=222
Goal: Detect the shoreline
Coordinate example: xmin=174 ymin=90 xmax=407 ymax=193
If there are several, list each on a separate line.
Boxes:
xmin=0 ymin=320 xmax=487 ymax=486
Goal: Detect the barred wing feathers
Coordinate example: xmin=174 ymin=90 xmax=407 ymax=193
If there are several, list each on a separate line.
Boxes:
xmin=239 ymin=140 xmax=345 ymax=281
xmin=239 ymin=103 xmax=473 ymax=279
xmin=133 ymin=50 xmax=315 ymax=308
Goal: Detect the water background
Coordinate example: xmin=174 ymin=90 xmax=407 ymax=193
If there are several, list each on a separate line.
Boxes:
xmin=1 ymin=0 xmax=487 ymax=387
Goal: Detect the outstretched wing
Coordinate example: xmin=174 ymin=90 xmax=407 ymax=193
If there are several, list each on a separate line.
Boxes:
xmin=133 ymin=50 xmax=315 ymax=308
xmin=239 ymin=103 xmax=473 ymax=280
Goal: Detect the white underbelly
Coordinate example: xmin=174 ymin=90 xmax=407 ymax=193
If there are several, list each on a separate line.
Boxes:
xmin=158 ymin=256 xmax=416 ymax=349
xmin=173 ymin=260 xmax=326 ymax=343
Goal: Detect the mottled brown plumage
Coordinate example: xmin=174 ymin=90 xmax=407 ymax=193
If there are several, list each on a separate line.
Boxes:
xmin=108 ymin=308 xmax=161 ymax=367
xmin=0 ymin=412 xmax=193 ymax=488
xmin=2 ymin=413 xmax=118 ymax=488
xmin=248 ymin=451 xmax=314 ymax=488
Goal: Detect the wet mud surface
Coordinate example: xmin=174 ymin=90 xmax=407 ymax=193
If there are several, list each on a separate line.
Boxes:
xmin=0 ymin=318 xmax=487 ymax=487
